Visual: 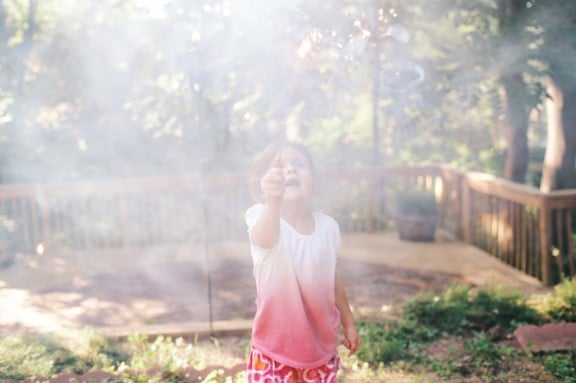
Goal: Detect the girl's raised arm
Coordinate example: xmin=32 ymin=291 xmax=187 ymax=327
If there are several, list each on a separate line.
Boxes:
xmin=250 ymin=161 xmax=285 ymax=248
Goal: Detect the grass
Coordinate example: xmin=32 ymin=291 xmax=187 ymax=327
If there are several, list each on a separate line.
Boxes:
xmin=1 ymin=278 xmax=576 ymax=382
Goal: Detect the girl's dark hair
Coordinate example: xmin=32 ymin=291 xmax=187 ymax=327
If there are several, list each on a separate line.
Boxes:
xmin=248 ymin=140 xmax=316 ymax=202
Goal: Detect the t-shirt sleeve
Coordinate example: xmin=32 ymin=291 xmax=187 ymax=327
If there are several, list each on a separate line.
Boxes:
xmin=245 ymin=203 xmax=264 ymax=233
xmin=333 ymin=218 xmax=342 ymax=256
xmin=245 ymin=203 xmax=276 ymax=263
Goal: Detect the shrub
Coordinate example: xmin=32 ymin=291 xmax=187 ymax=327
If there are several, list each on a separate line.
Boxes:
xmin=402 ymin=283 xmax=542 ymax=336
xmin=401 ymin=284 xmax=470 ymax=336
xmin=355 ymin=283 xmax=545 ymax=371
xmin=530 ymin=277 xmax=576 ymax=322
xmin=543 ymin=351 xmax=576 ymax=383
xmin=467 ymin=287 xmax=543 ymax=329
xmin=356 ymin=322 xmax=410 ymax=365
xmin=0 ymin=334 xmax=83 ymax=380
xmin=548 ymin=277 xmax=576 ymax=321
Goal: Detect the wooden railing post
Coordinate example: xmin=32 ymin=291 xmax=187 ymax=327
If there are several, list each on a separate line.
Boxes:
xmin=461 ymin=173 xmax=472 ymax=243
xmin=366 ymin=172 xmax=373 ymax=233
xmin=35 ymin=186 xmax=52 ymax=253
xmin=539 ymin=197 xmax=552 ymax=286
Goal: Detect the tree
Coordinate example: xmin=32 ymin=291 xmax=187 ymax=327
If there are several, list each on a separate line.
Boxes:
xmin=538 ymin=0 xmax=576 ymax=191
xmin=0 ymin=0 xmax=45 ymax=182
xmin=1 ymin=0 xmax=571 ymax=184
xmin=498 ymin=0 xmax=531 ymax=183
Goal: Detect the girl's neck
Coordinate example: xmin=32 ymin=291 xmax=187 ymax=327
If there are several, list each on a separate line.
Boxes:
xmin=280 ymin=202 xmax=312 ymax=226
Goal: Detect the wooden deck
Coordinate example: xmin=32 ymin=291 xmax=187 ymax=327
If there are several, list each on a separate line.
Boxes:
xmin=340 ymin=232 xmax=545 ymax=293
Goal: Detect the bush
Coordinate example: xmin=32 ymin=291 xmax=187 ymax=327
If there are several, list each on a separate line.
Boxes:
xmin=467 ymin=287 xmax=543 ymax=329
xmin=402 ymin=283 xmax=542 ymax=336
xmin=0 ymin=334 xmax=83 ymax=380
xmin=548 ymin=277 xmax=576 ymax=321
xmin=355 ymin=283 xmax=545 ymax=372
xmin=530 ymin=277 xmax=576 ymax=322
xmin=401 ymin=284 xmax=471 ymax=336
xmin=356 ymin=321 xmax=410 ymax=365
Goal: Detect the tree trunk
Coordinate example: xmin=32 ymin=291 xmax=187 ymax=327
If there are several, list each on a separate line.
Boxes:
xmin=498 ymin=0 xmax=530 ymax=183
xmin=541 ymin=76 xmax=576 ymax=192
xmin=500 ymin=72 xmax=529 ymax=182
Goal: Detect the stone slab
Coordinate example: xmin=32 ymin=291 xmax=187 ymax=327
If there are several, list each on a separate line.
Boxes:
xmin=514 ymin=323 xmax=576 ymax=352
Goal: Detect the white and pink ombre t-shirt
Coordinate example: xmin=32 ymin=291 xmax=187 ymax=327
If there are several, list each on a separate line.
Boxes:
xmin=245 ymin=203 xmax=342 ymax=369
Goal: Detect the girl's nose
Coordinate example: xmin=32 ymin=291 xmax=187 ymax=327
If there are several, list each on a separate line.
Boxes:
xmin=284 ymin=162 xmax=297 ymax=172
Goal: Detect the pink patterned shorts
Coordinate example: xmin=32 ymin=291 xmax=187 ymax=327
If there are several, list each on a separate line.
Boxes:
xmin=247 ymin=346 xmax=340 ymax=383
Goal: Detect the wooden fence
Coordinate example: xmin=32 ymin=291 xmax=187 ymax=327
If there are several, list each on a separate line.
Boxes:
xmin=1 ymin=166 xmax=575 ymax=286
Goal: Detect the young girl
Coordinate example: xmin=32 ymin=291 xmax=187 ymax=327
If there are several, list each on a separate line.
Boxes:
xmin=245 ymin=141 xmax=360 ymax=383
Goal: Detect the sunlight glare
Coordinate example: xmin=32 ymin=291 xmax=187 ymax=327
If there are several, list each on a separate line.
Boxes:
xmin=297 ymin=36 xmax=312 ymax=58
xmin=133 ymin=0 xmax=171 ymax=17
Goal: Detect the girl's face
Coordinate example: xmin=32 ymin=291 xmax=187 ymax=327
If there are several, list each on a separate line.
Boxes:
xmin=272 ymin=146 xmax=314 ymax=203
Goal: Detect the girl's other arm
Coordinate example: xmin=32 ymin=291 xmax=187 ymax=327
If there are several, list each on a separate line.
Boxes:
xmin=335 ymin=275 xmax=361 ymax=355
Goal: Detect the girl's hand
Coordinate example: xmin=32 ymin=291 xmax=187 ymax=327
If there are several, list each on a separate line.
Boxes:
xmin=260 ymin=163 xmax=285 ymax=204
xmin=342 ymin=325 xmax=361 ymax=356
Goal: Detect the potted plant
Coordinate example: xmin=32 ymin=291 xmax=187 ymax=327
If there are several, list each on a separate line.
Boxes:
xmin=394 ymin=191 xmax=438 ymax=242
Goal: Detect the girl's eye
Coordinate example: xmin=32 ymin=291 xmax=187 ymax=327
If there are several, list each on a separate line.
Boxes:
xmin=287 ymin=160 xmax=306 ymax=168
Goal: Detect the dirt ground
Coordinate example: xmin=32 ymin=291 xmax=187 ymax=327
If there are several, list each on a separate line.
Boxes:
xmin=1 ymin=232 xmax=548 ymax=339
xmin=0 ymin=240 xmax=464 ymax=338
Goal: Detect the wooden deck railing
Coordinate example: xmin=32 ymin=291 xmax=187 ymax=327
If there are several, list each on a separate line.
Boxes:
xmin=1 ymin=166 xmax=575 ymax=286
xmin=454 ymin=171 xmax=576 ymax=286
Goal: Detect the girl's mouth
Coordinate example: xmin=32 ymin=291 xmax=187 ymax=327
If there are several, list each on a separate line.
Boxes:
xmin=285 ymin=179 xmax=299 ymax=187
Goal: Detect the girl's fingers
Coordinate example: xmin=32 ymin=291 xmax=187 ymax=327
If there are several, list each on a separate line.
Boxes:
xmin=343 ymin=336 xmax=360 ymax=355
xmin=260 ymin=169 xmax=285 ymax=199
xmin=343 ymin=337 xmax=352 ymax=347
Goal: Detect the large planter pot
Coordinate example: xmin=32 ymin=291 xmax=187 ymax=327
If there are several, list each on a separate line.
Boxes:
xmin=395 ymin=214 xmax=437 ymax=242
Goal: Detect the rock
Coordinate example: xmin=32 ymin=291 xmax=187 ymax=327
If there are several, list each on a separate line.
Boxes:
xmin=514 ymin=323 xmax=576 ymax=352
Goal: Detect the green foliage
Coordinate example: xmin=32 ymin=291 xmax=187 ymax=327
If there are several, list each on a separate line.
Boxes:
xmin=0 ymin=333 xmax=86 ymax=380
xmin=467 ymin=287 xmax=544 ymax=329
xmin=530 ymin=277 xmax=576 ymax=322
xmin=0 ymin=330 xmax=248 ymax=382
xmin=353 ymin=282 xmax=575 ymax=381
xmin=69 ymin=328 xmax=130 ymax=370
xmin=356 ymin=283 xmax=544 ymax=370
xmin=3 ymin=278 xmax=576 ymax=383
xmin=402 ymin=283 xmax=470 ymax=335
xmin=125 ymin=334 xmax=197 ymax=373
xmin=1 ymin=0 xmax=569 ymax=182
xmin=461 ymin=332 xmax=503 ymax=373
xmin=429 ymin=332 xmax=520 ymax=379
xmin=402 ymin=283 xmax=542 ymax=336
xmin=356 ymin=322 xmax=411 ymax=365
xmin=543 ymin=351 xmax=576 ymax=383
xmin=395 ymin=191 xmax=438 ymax=216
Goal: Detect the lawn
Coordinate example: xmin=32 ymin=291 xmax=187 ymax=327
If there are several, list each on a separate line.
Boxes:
xmin=1 ymin=279 xmax=575 ymax=382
